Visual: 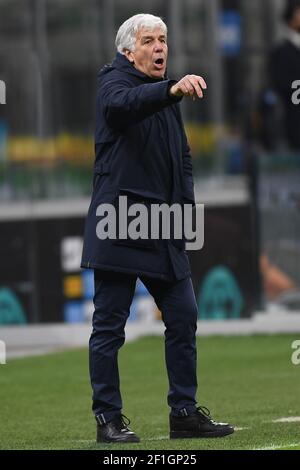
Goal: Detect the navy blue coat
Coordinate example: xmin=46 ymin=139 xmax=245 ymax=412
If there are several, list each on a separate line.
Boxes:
xmin=81 ymin=53 xmax=195 ymax=281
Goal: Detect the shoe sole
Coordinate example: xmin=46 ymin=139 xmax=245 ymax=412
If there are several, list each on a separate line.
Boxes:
xmin=97 ymin=436 xmax=140 ymax=444
xmin=170 ymin=428 xmax=234 ymax=439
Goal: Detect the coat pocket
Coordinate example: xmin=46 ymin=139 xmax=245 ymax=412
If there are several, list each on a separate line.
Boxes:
xmin=93 ymin=161 xmax=111 ymax=190
xmin=112 ymin=189 xmax=160 ymax=251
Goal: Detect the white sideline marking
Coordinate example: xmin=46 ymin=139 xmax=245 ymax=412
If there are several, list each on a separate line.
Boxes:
xmin=74 ymin=440 xmax=95 ymax=444
xmin=75 ymin=422 xmax=300 ymax=448
xmin=74 ymin=436 xmax=169 ymax=444
xmin=146 ymin=432 xmax=249 ymax=441
xmin=74 ymin=429 xmax=248 ymax=445
xmin=272 ymin=417 xmax=300 ymax=423
xmin=146 ymin=436 xmax=169 ymax=441
xmin=255 ymin=442 xmax=300 ymax=451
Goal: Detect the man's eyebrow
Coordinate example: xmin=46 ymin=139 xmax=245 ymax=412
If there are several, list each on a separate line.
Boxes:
xmin=141 ymin=35 xmax=166 ymax=41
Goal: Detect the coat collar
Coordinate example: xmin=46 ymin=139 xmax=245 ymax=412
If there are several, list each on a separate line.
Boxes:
xmin=284 ymin=26 xmax=300 ymax=49
xmin=111 ymin=52 xmax=168 ymax=82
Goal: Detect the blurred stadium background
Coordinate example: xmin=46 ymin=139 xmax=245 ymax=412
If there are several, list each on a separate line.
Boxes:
xmin=0 ymin=1 xmax=299 ymax=341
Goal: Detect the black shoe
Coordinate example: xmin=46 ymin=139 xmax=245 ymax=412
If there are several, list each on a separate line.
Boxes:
xmin=170 ymin=406 xmax=234 ymax=439
xmin=96 ymin=414 xmax=140 ymax=443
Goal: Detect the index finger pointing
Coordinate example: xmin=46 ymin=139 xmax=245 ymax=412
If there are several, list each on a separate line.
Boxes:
xmin=197 ymin=76 xmax=207 ymax=90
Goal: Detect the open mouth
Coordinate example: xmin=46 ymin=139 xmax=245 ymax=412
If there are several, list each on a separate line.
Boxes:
xmin=154 ymin=58 xmax=164 ymax=67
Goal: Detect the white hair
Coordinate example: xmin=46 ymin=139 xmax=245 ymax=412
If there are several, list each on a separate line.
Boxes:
xmin=115 ymin=13 xmax=167 ymax=54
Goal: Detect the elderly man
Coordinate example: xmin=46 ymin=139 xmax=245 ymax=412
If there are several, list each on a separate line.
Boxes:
xmin=81 ymin=13 xmax=234 ymax=443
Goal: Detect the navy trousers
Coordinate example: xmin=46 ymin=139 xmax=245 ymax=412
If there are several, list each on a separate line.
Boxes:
xmin=89 ymin=270 xmax=199 ymax=422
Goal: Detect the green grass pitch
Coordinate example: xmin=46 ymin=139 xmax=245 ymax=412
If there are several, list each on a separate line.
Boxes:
xmin=0 ymin=334 xmax=300 ymax=450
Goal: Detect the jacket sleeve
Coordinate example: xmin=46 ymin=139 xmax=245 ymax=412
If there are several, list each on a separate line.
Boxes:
xmin=100 ymin=78 xmax=182 ymax=130
xmin=174 ymin=105 xmax=195 ymax=206
xmin=269 ymin=45 xmax=292 ymax=99
xmin=182 ymin=136 xmax=195 ymax=205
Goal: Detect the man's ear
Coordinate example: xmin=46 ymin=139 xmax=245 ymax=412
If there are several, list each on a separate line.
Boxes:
xmin=124 ymin=49 xmax=134 ymax=64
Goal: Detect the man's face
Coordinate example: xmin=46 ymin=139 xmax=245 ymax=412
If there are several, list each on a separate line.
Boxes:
xmin=125 ymin=27 xmax=168 ymax=79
